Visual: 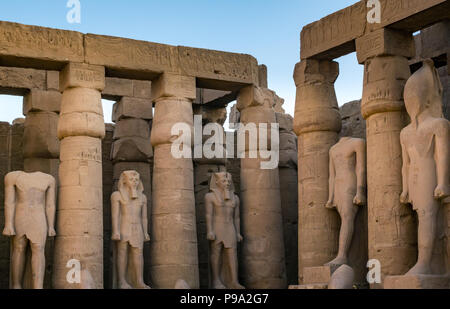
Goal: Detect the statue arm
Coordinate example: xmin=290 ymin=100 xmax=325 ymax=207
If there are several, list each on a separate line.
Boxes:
xmin=326 ymin=150 xmax=335 ymax=209
xmin=142 ymin=195 xmax=150 ymax=241
xmin=46 ymin=176 xmax=56 ymax=236
xmin=205 ymin=194 xmax=215 ymax=240
xmin=111 ymin=192 xmax=121 ymax=240
xmin=400 ymin=131 xmax=410 ymax=204
xmin=3 ymin=173 xmax=17 ymax=236
xmin=434 ymin=121 xmax=450 ymax=200
xmin=354 ymin=139 xmax=367 ymax=206
xmin=234 ymin=196 xmax=243 ymax=242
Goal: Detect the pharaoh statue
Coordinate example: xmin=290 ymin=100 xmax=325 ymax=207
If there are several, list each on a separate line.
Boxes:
xmin=325 ymin=137 xmax=366 ymax=266
xmin=205 ymin=172 xmax=245 ymax=289
xmin=111 ymin=170 xmax=151 ymax=289
xmin=2 ymin=171 xmax=56 ymax=289
xmin=400 ymin=59 xmax=449 ymax=275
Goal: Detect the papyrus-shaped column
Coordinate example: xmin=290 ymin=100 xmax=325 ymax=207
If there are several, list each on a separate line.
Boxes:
xmin=293 ymin=60 xmax=342 ymax=284
xmin=22 ymin=89 xmax=61 ymax=289
xmin=356 ymin=28 xmax=416 ymax=287
xmin=237 ymin=85 xmax=287 ymax=289
xmin=150 ymin=73 xmax=199 ymax=289
xmin=53 ymin=63 xmax=106 ymax=289
xmin=192 ymin=105 xmax=227 ymax=289
xmin=276 ymin=112 xmax=298 ymax=286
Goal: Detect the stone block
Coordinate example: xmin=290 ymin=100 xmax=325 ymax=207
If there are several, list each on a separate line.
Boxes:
xmin=133 ymin=80 xmax=152 ymax=98
xmin=356 ymin=28 xmax=415 ymax=64
xmin=113 ymin=118 xmax=150 ymax=140
xmin=46 ymin=71 xmax=60 ymax=91
xmin=60 ymin=62 xmax=105 ymax=91
xmin=111 ymin=137 xmax=153 ymax=162
xmin=0 ymin=66 xmax=46 ymax=93
xmin=258 ymin=64 xmax=268 ymax=88
xmin=151 ymin=73 xmax=196 ymax=101
xmin=103 ymin=77 xmax=133 ymax=99
xmin=384 ymin=275 xmax=450 ymax=289
xmin=112 ymin=97 xmax=153 ymax=122
xmin=23 ymin=112 xmax=59 ymax=158
xmin=276 ymin=113 xmax=294 ymax=132
xmin=303 ymin=265 xmax=339 ymax=284
xmin=23 ymin=89 xmax=61 ymax=115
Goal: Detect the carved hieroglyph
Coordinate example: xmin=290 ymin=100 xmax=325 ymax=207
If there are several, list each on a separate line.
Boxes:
xmin=326 ymin=137 xmax=366 ymax=267
xmin=205 ymin=172 xmax=244 ymax=289
xmin=111 ymin=171 xmax=151 ymax=289
xmin=400 ymin=60 xmax=450 ymax=276
xmin=3 ymin=171 xmax=56 ymax=289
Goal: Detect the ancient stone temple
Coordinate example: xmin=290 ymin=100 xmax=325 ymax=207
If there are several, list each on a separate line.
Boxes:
xmin=0 ymin=0 xmax=449 ymax=290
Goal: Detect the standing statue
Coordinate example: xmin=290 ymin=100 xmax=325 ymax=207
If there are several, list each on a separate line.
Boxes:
xmin=400 ymin=59 xmax=449 ymax=275
xmin=205 ymin=172 xmax=245 ymax=289
xmin=325 ymin=137 xmax=366 ymax=266
xmin=2 ymin=171 xmax=56 ymax=289
xmin=111 ymin=170 xmax=151 ymax=289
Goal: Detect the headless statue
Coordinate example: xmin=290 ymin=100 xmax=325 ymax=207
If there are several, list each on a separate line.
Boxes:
xmin=400 ymin=59 xmax=450 ymax=275
xmin=325 ymin=137 xmax=366 ymax=266
xmin=205 ymin=172 xmax=245 ymax=289
xmin=2 ymin=171 xmax=56 ymax=289
xmin=111 ymin=171 xmax=151 ymax=289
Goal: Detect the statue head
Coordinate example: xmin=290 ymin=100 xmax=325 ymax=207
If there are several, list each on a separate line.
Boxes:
xmin=118 ymin=170 xmax=144 ymax=200
xmin=404 ymin=59 xmax=443 ymax=128
xmin=210 ymin=172 xmax=234 ymax=200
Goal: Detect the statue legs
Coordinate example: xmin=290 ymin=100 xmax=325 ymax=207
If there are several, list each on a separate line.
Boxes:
xmin=11 ymin=236 xmax=45 ymax=289
xmin=116 ymin=241 xmax=132 ymax=289
xmin=210 ymin=241 xmax=226 ymax=289
xmin=11 ymin=236 xmax=27 ymax=289
xmin=327 ymin=203 xmax=358 ymax=266
xmin=225 ymin=248 xmax=244 ymax=289
xmin=130 ymin=247 xmax=150 ymax=289
xmin=407 ymin=203 xmax=439 ymax=275
xmin=30 ymin=242 xmax=45 ymax=289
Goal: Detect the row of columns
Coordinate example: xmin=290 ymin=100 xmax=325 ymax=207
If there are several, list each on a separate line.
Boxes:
xmin=293 ymin=28 xmax=444 ymax=288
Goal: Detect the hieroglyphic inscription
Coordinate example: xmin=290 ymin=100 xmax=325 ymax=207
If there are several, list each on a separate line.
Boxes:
xmin=0 ymin=21 xmax=83 ymax=62
xmin=84 ymin=34 xmax=179 ymax=73
xmin=178 ymin=46 xmax=258 ymax=84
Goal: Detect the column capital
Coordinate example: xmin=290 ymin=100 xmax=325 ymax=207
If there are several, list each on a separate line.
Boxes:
xmin=151 ymin=72 xmax=196 ymax=102
xmin=356 ymin=28 xmax=415 ymax=64
xmin=293 ymin=59 xmax=339 ymax=86
xmin=112 ymin=97 xmax=153 ymax=122
xmin=23 ymin=89 xmax=61 ymax=115
xmin=60 ymin=62 xmax=105 ymax=91
xmin=236 ymin=85 xmax=275 ymax=112
xmin=293 ymin=60 xmax=341 ymax=136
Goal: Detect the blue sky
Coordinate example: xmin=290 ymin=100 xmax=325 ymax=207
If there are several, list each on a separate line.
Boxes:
xmin=0 ymin=0 xmax=363 ymax=124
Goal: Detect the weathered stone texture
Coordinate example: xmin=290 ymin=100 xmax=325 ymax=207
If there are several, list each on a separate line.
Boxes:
xmin=339 ymin=100 xmax=366 ymax=139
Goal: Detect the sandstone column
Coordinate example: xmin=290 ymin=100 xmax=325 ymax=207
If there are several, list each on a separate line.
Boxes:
xmin=237 ymin=85 xmax=287 ymax=289
xmin=149 ymin=73 xmax=199 ymax=289
xmin=111 ymin=96 xmax=153 ymax=287
xmin=356 ymin=28 xmax=416 ymax=288
xmin=293 ymin=59 xmax=342 ymax=284
xmin=276 ymin=112 xmax=298 ymax=286
xmin=22 ymin=89 xmax=61 ymax=289
xmin=53 ymin=63 xmax=106 ymax=289
xmin=192 ymin=105 xmax=227 ymax=289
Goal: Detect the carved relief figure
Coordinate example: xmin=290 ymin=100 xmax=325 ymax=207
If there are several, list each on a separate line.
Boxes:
xmin=2 ymin=171 xmax=56 ymax=289
xmin=205 ymin=172 xmax=245 ymax=289
xmin=400 ymin=60 xmax=450 ymax=275
xmin=325 ymin=137 xmax=366 ymax=266
xmin=111 ymin=171 xmax=151 ymax=289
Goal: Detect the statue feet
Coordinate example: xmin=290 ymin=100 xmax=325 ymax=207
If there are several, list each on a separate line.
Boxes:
xmin=136 ymin=282 xmax=152 ymax=289
xmin=212 ymin=280 xmax=227 ymax=289
xmin=229 ymin=282 xmax=245 ymax=290
xmin=406 ymin=262 xmax=432 ymax=276
xmin=325 ymin=256 xmax=348 ymax=267
xmin=119 ymin=281 xmax=133 ymax=289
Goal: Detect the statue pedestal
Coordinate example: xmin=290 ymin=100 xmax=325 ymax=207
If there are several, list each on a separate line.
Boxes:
xmin=289 ymin=265 xmax=340 ymax=289
xmin=384 ymin=275 xmax=450 ymax=289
